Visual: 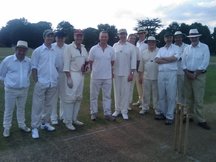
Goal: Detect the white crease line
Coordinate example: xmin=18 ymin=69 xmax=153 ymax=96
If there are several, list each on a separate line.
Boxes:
xmin=63 ymin=121 xmax=136 ymax=142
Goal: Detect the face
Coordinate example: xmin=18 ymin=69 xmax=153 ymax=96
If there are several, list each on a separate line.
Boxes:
xmin=164 ymin=36 xmax=173 ymax=44
xmin=138 ymin=32 xmax=146 ymax=40
xmin=118 ymin=33 xmax=127 ymax=42
xmin=127 ymin=35 xmax=136 ymax=45
xmin=99 ymin=32 xmax=109 ymax=44
xmin=44 ymin=34 xmax=54 ymax=45
xmin=55 ymin=37 xmax=65 ymax=45
xmin=74 ymin=34 xmax=83 ymax=44
xmin=147 ymin=41 xmax=156 ymax=49
xmin=16 ymin=47 xmax=28 ymax=59
xmin=174 ymin=35 xmax=183 ymax=44
xmin=189 ymin=36 xmax=199 ymax=45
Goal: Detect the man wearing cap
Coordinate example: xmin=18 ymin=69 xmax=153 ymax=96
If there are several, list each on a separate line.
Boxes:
xmin=31 ymin=29 xmax=58 ymax=139
xmin=133 ymin=27 xmax=148 ymax=107
xmin=0 ymin=40 xmax=31 ymax=137
xmin=112 ymin=29 xmax=136 ymax=120
xmin=127 ymin=33 xmax=140 ymax=110
xmin=51 ymin=31 xmax=68 ymax=125
xmin=174 ymin=31 xmax=188 ymax=105
xmin=63 ymin=29 xmax=88 ymax=130
xmin=89 ymin=31 xmax=115 ymax=121
xmin=182 ymin=29 xmax=210 ymax=130
xmin=155 ymin=32 xmax=180 ymax=125
xmin=138 ymin=36 xmax=159 ymax=115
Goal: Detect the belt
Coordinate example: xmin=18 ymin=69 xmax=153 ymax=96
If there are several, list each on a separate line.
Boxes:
xmin=187 ymin=70 xmax=206 ymax=74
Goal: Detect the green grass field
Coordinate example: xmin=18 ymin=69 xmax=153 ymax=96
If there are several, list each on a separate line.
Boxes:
xmin=0 ymin=48 xmax=215 ymax=152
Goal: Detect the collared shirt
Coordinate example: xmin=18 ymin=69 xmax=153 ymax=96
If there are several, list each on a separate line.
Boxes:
xmin=175 ymin=43 xmax=189 ymax=75
xmin=182 ymin=42 xmax=210 ymax=71
xmin=52 ymin=42 xmax=68 ymax=73
xmin=139 ymin=48 xmax=159 ymax=80
xmin=0 ymin=54 xmax=31 ymax=88
xmin=31 ymin=44 xmax=59 ymax=87
xmin=156 ymin=44 xmax=180 ymax=72
xmin=89 ymin=44 xmax=115 ymax=79
xmin=113 ymin=41 xmax=137 ymax=76
xmin=63 ymin=42 xmax=88 ymax=72
xmin=136 ymin=40 xmax=148 ymax=54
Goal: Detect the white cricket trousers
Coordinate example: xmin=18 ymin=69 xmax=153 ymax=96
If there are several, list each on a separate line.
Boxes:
xmin=142 ymin=79 xmax=158 ymax=113
xmin=31 ymin=82 xmax=57 ymax=128
xmin=113 ymin=76 xmax=130 ymax=115
xmin=3 ymin=87 xmax=28 ymax=129
xmin=51 ymin=72 xmax=66 ymax=121
xmin=63 ymin=72 xmax=84 ymax=124
xmin=177 ymin=74 xmax=185 ymax=105
xmin=157 ymin=71 xmax=177 ymax=120
xmin=90 ymin=79 xmax=112 ymax=116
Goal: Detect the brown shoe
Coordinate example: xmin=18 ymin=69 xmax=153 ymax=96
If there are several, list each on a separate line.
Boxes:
xmin=105 ymin=115 xmax=116 ymax=121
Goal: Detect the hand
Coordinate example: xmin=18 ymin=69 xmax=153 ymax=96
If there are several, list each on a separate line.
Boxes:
xmin=128 ymin=73 xmax=133 ymax=82
xmin=186 ymin=72 xmax=196 ymax=80
xmin=67 ymin=77 xmax=73 ymax=88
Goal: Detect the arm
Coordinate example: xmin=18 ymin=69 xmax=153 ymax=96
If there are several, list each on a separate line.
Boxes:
xmin=63 ymin=46 xmax=73 ymax=88
xmin=32 ymin=68 xmax=38 ymax=83
xmin=128 ymin=47 xmax=137 ymax=82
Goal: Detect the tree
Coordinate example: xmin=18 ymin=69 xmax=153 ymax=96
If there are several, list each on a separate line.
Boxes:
xmin=166 ymin=22 xmax=180 ymax=34
xmin=56 ymin=21 xmax=74 ymax=43
xmin=212 ymin=27 xmax=216 ymax=55
xmin=97 ymin=24 xmax=118 ymax=46
xmin=135 ymin=18 xmax=163 ymax=36
xmin=83 ymin=28 xmax=99 ymax=51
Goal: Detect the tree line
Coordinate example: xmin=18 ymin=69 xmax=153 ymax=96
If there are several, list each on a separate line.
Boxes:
xmin=0 ymin=18 xmax=215 ymax=54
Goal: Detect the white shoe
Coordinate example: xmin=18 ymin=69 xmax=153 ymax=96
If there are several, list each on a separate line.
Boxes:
xmin=132 ymin=101 xmax=141 ymax=106
xmin=112 ymin=111 xmax=120 ymax=117
xmin=91 ymin=114 xmax=97 ymax=121
xmin=3 ymin=128 xmax=10 ymax=137
xmin=32 ymin=128 xmax=39 ymax=139
xmin=122 ymin=113 xmax=129 ymax=120
xmin=65 ymin=124 xmax=76 ymax=131
xmin=19 ymin=126 xmax=31 ymax=132
xmin=128 ymin=107 xmax=132 ymax=111
xmin=40 ymin=123 xmax=55 ymax=131
xmin=73 ymin=120 xmax=84 ymax=126
xmin=139 ymin=105 xmax=142 ymax=109
xmin=51 ymin=120 xmax=58 ymax=125
xmin=139 ymin=109 xmax=148 ymax=115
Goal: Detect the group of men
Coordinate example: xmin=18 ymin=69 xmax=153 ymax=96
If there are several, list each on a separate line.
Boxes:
xmin=0 ymin=27 xmax=210 ymax=139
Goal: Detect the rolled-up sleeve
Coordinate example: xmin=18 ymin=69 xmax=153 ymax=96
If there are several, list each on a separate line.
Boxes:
xmin=63 ymin=46 xmax=71 ymax=72
xmin=182 ymin=47 xmax=188 ymax=70
xmin=31 ymin=49 xmax=39 ymax=70
xmin=0 ymin=59 xmax=7 ymax=80
xmin=130 ymin=46 xmax=137 ymax=70
xmin=138 ymin=58 xmax=144 ymax=72
xmin=199 ymin=45 xmax=210 ymax=70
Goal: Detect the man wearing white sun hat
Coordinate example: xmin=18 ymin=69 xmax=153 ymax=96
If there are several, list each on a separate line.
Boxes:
xmin=182 ymin=28 xmax=210 ymax=130
xmin=174 ymin=31 xmax=189 ymax=105
xmin=138 ymin=36 xmax=159 ymax=115
xmin=0 ymin=40 xmax=31 ymax=137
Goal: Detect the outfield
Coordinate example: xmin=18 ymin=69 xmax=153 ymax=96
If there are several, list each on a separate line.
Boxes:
xmin=0 ymin=48 xmax=216 ymax=161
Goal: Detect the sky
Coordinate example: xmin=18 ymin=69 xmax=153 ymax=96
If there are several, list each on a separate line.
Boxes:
xmin=1 ymin=0 xmax=216 ymax=34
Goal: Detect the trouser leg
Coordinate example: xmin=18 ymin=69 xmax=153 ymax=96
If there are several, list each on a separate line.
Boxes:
xmin=177 ymin=74 xmax=185 ymax=104
xmin=73 ymin=101 xmax=81 ymax=122
xmin=90 ymin=79 xmax=101 ymax=114
xmin=63 ymin=102 xmax=74 ymax=124
xmin=16 ymin=88 xmax=28 ymax=128
xmin=3 ymin=88 xmax=17 ymax=129
xmin=152 ymin=80 xmax=159 ymax=114
xmin=51 ymin=87 xmax=59 ymax=121
xmin=121 ymin=76 xmax=130 ymax=115
xmin=157 ymin=72 xmax=166 ymax=115
xmin=135 ymin=72 xmax=143 ymax=103
xmin=102 ymin=79 xmax=112 ymax=116
xmin=166 ymin=71 xmax=177 ymax=120
xmin=142 ymin=79 xmax=151 ymax=111
xmin=192 ymin=74 xmax=206 ymax=122
xmin=113 ymin=77 xmax=121 ymax=113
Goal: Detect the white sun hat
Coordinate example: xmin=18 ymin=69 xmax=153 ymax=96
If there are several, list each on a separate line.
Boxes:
xmin=16 ymin=40 xmax=28 ymax=49
xmin=187 ymin=29 xmax=202 ymax=38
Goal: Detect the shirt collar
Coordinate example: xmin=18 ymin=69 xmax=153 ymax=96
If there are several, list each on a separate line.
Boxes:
xmin=72 ymin=41 xmax=84 ymax=49
xmin=190 ymin=41 xmax=201 ymax=48
xmin=13 ymin=54 xmax=28 ymax=62
xmin=42 ymin=43 xmax=54 ymax=51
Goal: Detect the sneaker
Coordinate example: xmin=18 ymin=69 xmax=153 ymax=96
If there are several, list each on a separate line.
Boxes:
xmin=165 ymin=119 xmax=173 ymax=125
xmin=139 ymin=105 xmax=142 ymax=109
xmin=139 ymin=109 xmax=148 ymax=115
xmin=51 ymin=120 xmax=58 ymax=125
xmin=19 ymin=126 xmax=31 ymax=132
xmin=122 ymin=113 xmax=129 ymax=120
xmin=40 ymin=123 xmax=55 ymax=131
xmin=112 ymin=111 xmax=120 ymax=117
xmin=104 ymin=115 xmax=116 ymax=121
xmin=65 ymin=123 xmax=76 ymax=131
xmin=155 ymin=114 xmax=166 ymax=120
xmin=132 ymin=101 xmax=141 ymax=106
xmin=32 ymin=128 xmax=39 ymax=139
xmin=91 ymin=113 xmax=97 ymax=121
xmin=3 ymin=128 xmax=10 ymax=137
xmin=128 ymin=107 xmax=132 ymax=111
xmin=198 ymin=122 xmax=211 ymax=130
xmin=73 ymin=120 xmax=84 ymax=126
